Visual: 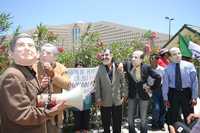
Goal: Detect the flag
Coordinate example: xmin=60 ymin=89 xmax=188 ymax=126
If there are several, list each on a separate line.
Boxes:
xmin=179 ymin=34 xmax=192 ymax=57
xmin=188 ymin=41 xmax=200 ymax=61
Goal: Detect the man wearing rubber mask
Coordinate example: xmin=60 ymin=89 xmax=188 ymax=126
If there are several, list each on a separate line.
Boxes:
xmin=9 ymin=33 xmax=39 ymax=66
xmin=33 ymin=43 xmax=70 ymax=133
xmin=0 ymin=33 xmax=64 ymax=133
xmin=119 ymin=50 xmax=161 ymax=133
xmin=162 ymin=47 xmax=198 ymax=130
xmin=95 ymin=49 xmax=127 ymax=133
xmin=169 ymin=47 xmax=182 ymax=63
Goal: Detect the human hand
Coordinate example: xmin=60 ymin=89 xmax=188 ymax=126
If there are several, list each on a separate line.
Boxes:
xmin=187 ymin=113 xmax=200 ymax=124
xmin=43 ymin=62 xmax=55 ymax=78
xmin=40 ymin=76 xmax=50 ymax=89
xmin=143 ymin=83 xmax=151 ymax=92
xmin=121 ymin=96 xmax=128 ymax=103
xmin=45 ymin=102 xmax=65 ymax=117
xmin=191 ymin=99 xmax=197 ymax=107
xmin=117 ymin=63 xmax=124 ymax=73
xmin=164 ymin=100 xmax=170 ymax=108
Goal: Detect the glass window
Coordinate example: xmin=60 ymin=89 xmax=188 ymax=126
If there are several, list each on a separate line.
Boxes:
xmin=72 ymin=24 xmax=80 ymax=44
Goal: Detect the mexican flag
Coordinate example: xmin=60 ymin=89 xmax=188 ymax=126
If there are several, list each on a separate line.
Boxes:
xmin=179 ymin=34 xmax=200 ymax=61
xmin=179 ymin=34 xmax=192 ymax=57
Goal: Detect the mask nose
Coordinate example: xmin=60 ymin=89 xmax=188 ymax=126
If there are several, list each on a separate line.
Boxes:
xmin=132 ymin=57 xmax=136 ymax=61
xmin=23 ymin=44 xmax=30 ymax=51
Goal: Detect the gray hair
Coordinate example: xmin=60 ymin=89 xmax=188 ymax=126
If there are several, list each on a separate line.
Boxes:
xmin=10 ymin=33 xmax=33 ymax=52
xmin=41 ymin=43 xmax=58 ymax=55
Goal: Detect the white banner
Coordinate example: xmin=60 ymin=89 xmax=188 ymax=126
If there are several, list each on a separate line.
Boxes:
xmin=189 ymin=41 xmax=200 ymax=61
xmin=65 ymin=67 xmax=98 ymax=98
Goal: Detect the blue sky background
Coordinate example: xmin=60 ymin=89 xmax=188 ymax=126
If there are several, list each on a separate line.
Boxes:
xmin=0 ymin=0 xmax=199 ymax=35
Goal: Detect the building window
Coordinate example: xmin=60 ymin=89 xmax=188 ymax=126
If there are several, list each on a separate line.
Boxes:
xmin=72 ymin=24 xmax=80 ymax=44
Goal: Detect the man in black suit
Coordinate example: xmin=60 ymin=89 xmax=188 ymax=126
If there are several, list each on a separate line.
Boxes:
xmin=119 ymin=50 xmax=161 ymax=133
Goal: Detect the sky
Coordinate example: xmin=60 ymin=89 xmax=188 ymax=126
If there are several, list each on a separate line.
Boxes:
xmin=0 ymin=0 xmax=199 ymax=35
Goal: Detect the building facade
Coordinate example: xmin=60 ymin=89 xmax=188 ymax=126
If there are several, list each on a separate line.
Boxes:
xmin=28 ymin=21 xmax=169 ymax=51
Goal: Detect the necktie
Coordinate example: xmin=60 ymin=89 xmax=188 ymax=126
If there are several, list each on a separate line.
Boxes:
xmin=175 ymin=63 xmax=182 ymax=90
xmin=135 ymin=67 xmax=141 ymax=81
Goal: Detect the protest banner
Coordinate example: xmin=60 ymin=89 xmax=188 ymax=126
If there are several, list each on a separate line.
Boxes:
xmin=66 ymin=67 xmax=98 ymax=98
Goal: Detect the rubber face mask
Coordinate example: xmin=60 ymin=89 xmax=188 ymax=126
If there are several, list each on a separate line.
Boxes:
xmin=170 ymin=48 xmax=182 ymax=63
xmin=131 ymin=51 xmax=143 ymax=66
xmin=11 ymin=38 xmax=38 ymax=66
xmin=102 ymin=50 xmax=112 ymax=65
xmin=40 ymin=50 xmax=56 ymax=64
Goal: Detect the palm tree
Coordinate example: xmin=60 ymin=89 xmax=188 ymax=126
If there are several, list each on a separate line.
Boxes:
xmin=0 ymin=12 xmax=12 ymax=35
xmin=13 ymin=25 xmax=21 ymax=37
xmin=33 ymin=23 xmax=58 ymax=49
xmin=33 ymin=23 xmax=48 ymax=49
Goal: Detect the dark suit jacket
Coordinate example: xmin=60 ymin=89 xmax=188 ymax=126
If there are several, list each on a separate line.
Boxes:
xmin=0 ymin=64 xmax=47 ymax=133
xmin=124 ymin=62 xmax=161 ymax=100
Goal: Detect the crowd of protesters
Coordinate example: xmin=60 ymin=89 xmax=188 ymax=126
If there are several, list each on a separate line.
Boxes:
xmin=0 ymin=33 xmax=200 ymax=133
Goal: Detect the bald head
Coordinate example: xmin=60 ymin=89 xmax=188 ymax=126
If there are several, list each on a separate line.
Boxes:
xmin=169 ymin=47 xmax=182 ymax=63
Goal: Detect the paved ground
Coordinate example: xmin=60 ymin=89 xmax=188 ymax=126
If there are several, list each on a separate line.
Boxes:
xmin=63 ymin=117 xmax=169 ymax=133
xmin=90 ymin=124 xmax=169 ymax=133
xmin=63 ymin=98 xmax=200 ymax=133
xmin=89 ymin=118 xmax=169 ymax=133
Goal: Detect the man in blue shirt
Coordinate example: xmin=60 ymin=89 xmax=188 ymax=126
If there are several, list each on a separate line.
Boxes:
xmin=162 ymin=47 xmax=198 ymax=126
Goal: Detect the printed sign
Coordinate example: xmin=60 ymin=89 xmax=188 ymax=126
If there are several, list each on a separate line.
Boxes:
xmin=66 ymin=67 xmax=98 ymax=97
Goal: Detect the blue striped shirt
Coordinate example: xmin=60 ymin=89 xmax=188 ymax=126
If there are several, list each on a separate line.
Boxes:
xmin=162 ymin=60 xmax=198 ymax=101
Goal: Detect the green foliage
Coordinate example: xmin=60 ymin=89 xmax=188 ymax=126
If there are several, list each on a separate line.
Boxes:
xmin=57 ymin=52 xmax=75 ymax=67
xmin=0 ymin=12 xmax=12 ymax=34
xmin=0 ymin=12 xmax=13 ymax=73
xmin=110 ymin=39 xmax=145 ymax=62
xmin=57 ymin=26 xmax=147 ymax=67
xmin=75 ymin=44 xmax=102 ymax=67
xmin=144 ymin=30 xmax=152 ymax=38
xmin=80 ymin=32 xmax=100 ymax=46
xmin=110 ymin=42 xmax=133 ymax=62
xmin=57 ymin=24 xmax=103 ymax=67
xmin=33 ymin=23 xmax=58 ymax=49
xmin=75 ymin=24 xmax=102 ymax=66
xmin=13 ymin=25 xmax=21 ymax=37
xmin=33 ymin=23 xmax=49 ymax=48
xmin=131 ymin=39 xmax=145 ymax=51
